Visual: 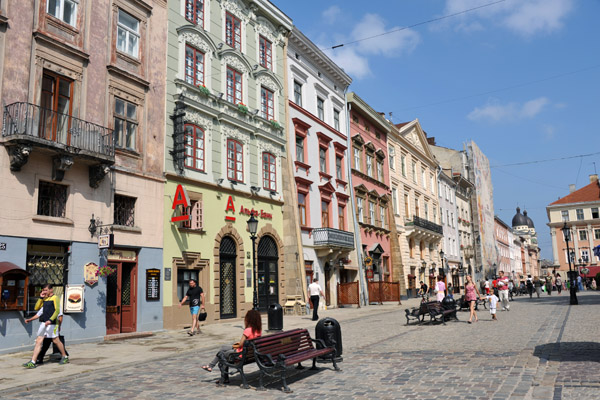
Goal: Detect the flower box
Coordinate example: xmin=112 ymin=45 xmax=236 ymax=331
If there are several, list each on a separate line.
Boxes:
xmin=96 ymin=265 xmax=116 ymax=277
xmin=237 ymin=103 xmax=248 ymax=114
xmin=270 ymin=120 xmax=282 ymax=130
xmin=197 ymin=85 xmax=210 ymax=96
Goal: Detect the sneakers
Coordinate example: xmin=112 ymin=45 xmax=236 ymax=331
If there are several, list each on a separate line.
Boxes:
xmin=23 ymin=361 xmax=36 ymax=369
xmin=59 ymin=356 xmax=69 ymax=365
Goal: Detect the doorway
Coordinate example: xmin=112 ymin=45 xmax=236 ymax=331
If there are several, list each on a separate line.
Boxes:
xmin=324 ymin=262 xmax=331 ymax=306
xmin=219 ymin=236 xmax=237 ymax=319
xmin=106 ymin=262 xmax=137 ymax=334
xmin=257 ymin=236 xmax=278 ymax=311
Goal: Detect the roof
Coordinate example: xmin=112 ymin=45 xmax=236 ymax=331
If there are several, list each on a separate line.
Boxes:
xmin=549 ymin=180 xmax=600 ymax=206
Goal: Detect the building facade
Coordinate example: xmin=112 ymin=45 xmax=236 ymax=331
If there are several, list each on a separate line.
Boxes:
xmin=438 ymin=171 xmax=460 ymax=291
xmin=0 ymin=0 xmax=167 ymax=352
xmin=453 ymin=172 xmax=475 ymax=289
xmin=286 ymin=28 xmax=357 ymax=308
xmin=494 ymin=216 xmax=511 ymax=277
xmin=162 ymin=0 xmax=292 ymax=329
xmin=512 ymin=207 xmax=541 ymax=278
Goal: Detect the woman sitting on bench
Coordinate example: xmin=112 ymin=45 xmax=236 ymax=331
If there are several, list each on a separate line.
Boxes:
xmin=202 ymin=309 xmax=262 ymax=372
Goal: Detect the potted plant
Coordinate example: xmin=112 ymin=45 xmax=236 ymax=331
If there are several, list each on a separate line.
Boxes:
xmin=197 ymin=84 xmax=210 ymax=96
xmin=270 ymin=120 xmax=282 ymax=130
xmin=96 ymin=265 xmax=116 ymax=277
xmin=237 ymin=102 xmax=248 ymax=114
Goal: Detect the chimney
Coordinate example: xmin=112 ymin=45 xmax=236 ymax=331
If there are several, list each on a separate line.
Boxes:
xmin=590 ymin=174 xmax=598 ymax=183
xmin=569 ymin=184 xmax=576 ymax=193
xmin=427 ymin=137 xmax=436 ymax=145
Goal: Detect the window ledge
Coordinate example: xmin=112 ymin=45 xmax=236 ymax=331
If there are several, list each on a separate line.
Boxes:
xmin=32 ymin=215 xmax=74 ymax=226
xmin=116 ymin=148 xmax=142 ymax=159
xmin=46 ymin=14 xmax=79 ymax=35
xmin=319 ymin=172 xmax=332 ymax=180
xmin=112 ymin=225 xmax=142 ymax=233
xmin=178 ymin=227 xmax=206 ymax=234
xmin=294 ymin=161 xmax=311 ymax=171
xmin=117 ymin=50 xmax=141 ymax=66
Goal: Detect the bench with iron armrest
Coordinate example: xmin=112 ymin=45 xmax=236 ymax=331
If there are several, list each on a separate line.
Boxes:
xmin=216 ymin=339 xmax=257 ymax=388
xmin=425 ymin=301 xmax=458 ymax=325
xmin=405 ymin=301 xmax=435 ymax=325
xmin=250 ymin=328 xmax=340 ymax=393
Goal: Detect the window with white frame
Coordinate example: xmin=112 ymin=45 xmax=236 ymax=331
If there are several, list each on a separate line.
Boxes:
xmin=579 ymin=229 xmax=587 ymax=241
xmin=317 ymin=97 xmax=324 ymax=120
xmin=293 ymin=81 xmax=302 ymax=106
xmin=392 ymin=187 xmax=398 ymax=214
xmin=401 ymin=154 xmax=406 ymax=177
xmin=595 ymin=229 xmax=600 ymax=240
xmin=389 ymin=146 xmax=395 ymax=170
xmin=422 ymin=169 xmax=426 ymax=188
xmin=226 ymin=67 xmax=242 ymax=104
xmin=262 ymin=152 xmax=276 ymax=191
xmin=380 ymin=206 xmax=386 ymax=229
xmin=225 ymin=12 xmax=241 ymax=50
xmin=430 ymin=174 xmax=435 ymax=193
xmin=185 ymin=0 xmax=204 ymax=28
xmin=424 ymin=201 xmax=429 ymax=220
xmin=319 ymin=147 xmax=327 ymax=173
xmin=366 ymin=154 xmax=373 ymax=177
xmin=47 ymin=0 xmax=78 ymax=26
xmin=335 ymin=156 xmax=342 ymax=180
xmin=576 ymin=209 xmax=584 ymax=220
xmin=369 ymin=201 xmax=375 ymax=224
xmin=184 ymin=124 xmax=204 ymax=171
xmin=411 ymin=161 xmax=416 ymax=183
xmin=377 ymin=160 xmax=383 ymax=181
xmin=117 ymin=9 xmax=140 ymax=58
xmin=259 ymin=36 xmax=272 ymax=69
xmin=561 ymin=210 xmax=569 ymax=221
xmin=227 ymin=139 xmax=243 ymax=182
xmin=296 ymin=136 xmax=304 ymax=163
xmin=333 ymin=109 xmax=340 ymax=131
xmin=261 ymin=87 xmax=274 ymax=120
xmin=185 ymin=45 xmax=205 ymax=86
xmin=357 ymin=197 xmax=364 ymax=223
xmin=353 ymin=147 xmax=361 ymax=170
xmin=114 ymin=98 xmax=137 ymax=150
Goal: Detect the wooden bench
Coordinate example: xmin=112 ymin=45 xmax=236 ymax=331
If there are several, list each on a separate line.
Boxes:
xmin=250 ymin=328 xmax=340 ymax=393
xmin=425 ymin=301 xmax=458 ymax=325
xmin=216 ymin=339 xmax=257 ymax=389
xmin=405 ymin=301 xmax=433 ymax=325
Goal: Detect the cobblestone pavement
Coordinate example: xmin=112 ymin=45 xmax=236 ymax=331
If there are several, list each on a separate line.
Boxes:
xmin=3 ymin=291 xmax=599 ymax=399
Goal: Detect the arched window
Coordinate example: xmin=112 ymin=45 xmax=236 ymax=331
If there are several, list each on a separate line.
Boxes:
xmin=227 ymin=139 xmax=243 ymax=182
xmin=262 ymin=152 xmax=276 ymax=191
xmin=184 ymin=124 xmax=204 ymax=171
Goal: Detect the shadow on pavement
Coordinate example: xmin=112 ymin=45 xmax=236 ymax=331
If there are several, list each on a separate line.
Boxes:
xmin=510 ymin=291 xmax=600 ymax=306
xmin=533 ymin=342 xmax=600 ymax=363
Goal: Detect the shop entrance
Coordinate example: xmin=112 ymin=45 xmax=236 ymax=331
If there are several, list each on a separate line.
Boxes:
xmin=257 ymin=236 xmax=278 ymax=311
xmin=106 ymin=262 xmax=137 ymax=334
xmin=219 ymin=236 xmax=237 ymax=319
xmin=324 ymin=262 xmax=331 ymax=306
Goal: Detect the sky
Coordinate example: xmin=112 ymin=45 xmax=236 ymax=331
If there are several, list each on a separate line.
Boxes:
xmin=272 ymin=0 xmax=600 ymax=260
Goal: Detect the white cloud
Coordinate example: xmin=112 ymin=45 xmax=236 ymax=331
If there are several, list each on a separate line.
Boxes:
xmin=542 ymin=124 xmax=556 ymax=140
xmin=442 ymin=0 xmax=574 ymax=37
xmin=322 ymin=6 xmax=341 ymax=24
xmin=467 ymin=97 xmax=550 ymax=122
xmin=326 ymin=46 xmax=372 ymax=79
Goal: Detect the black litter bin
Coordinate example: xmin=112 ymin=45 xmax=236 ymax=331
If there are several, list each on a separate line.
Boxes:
xmin=441 ymin=295 xmax=456 ymax=310
xmin=315 ymin=317 xmax=342 ymax=361
xmin=267 ymin=303 xmax=283 ymax=331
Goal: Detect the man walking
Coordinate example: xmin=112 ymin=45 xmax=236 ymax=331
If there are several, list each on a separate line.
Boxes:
xmin=308 ymin=278 xmax=324 ymax=321
xmin=179 ymin=279 xmax=205 ymax=336
xmin=497 ymin=271 xmax=510 ymax=311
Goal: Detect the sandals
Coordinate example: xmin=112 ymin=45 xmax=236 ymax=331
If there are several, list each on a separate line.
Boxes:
xmin=202 ymin=365 xmax=212 ymax=372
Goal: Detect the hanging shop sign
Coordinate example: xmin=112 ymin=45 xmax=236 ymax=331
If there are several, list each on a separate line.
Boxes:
xmin=224 ymin=195 xmax=273 ymax=222
xmin=364 ymin=256 xmax=373 ymax=266
xmin=64 ymin=284 xmax=85 ymax=313
xmin=98 ymin=234 xmax=113 ymax=249
xmin=84 ymin=263 xmax=99 ymax=286
xmin=108 ymin=249 xmax=137 ymax=262
xmin=171 ymin=184 xmax=191 ymax=223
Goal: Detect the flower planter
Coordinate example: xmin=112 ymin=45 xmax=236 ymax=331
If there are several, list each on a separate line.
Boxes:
xmin=237 ymin=103 xmax=248 ymax=114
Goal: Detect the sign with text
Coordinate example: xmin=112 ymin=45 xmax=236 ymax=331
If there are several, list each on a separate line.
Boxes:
xmin=224 ymin=195 xmax=273 ymax=222
xmin=146 ymin=269 xmax=160 ymax=301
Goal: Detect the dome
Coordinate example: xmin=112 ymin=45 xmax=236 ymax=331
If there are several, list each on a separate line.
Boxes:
xmin=523 ymin=210 xmax=534 ymax=228
xmin=511 ymin=207 xmax=528 ymax=227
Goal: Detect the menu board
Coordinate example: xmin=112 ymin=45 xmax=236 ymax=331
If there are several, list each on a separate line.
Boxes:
xmin=146 ymin=269 xmax=160 ymax=301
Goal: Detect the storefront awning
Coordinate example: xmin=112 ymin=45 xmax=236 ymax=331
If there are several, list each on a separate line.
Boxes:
xmin=0 ymin=262 xmax=27 ymax=275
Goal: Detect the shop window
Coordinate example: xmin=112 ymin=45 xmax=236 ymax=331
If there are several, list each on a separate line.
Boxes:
xmin=184 ymin=124 xmax=205 ymax=171
xmin=47 ymin=0 xmax=78 ymax=27
xmin=114 ymin=194 xmax=136 ymax=226
xmin=225 ymin=12 xmax=241 ymax=51
xmin=185 ymin=0 xmax=204 ymax=28
xmin=117 ymin=9 xmax=140 ymax=58
xmin=114 ymin=98 xmax=137 ymax=150
xmin=185 ymin=45 xmax=205 ymax=86
xmin=227 ymin=139 xmax=243 ymax=182
xmin=226 ymin=67 xmax=242 ymax=104
xmin=261 ymin=87 xmax=274 ymax=120
xmin=259 ymin=35 xmax=272 ymax=70
xmin=37 ymin=181 xmax=67 ymax=218
xmin=177 ymin=269 xmax=199 ymax=302
xmin=26 ymin=244 xmax=67 ymax=315
xmin=182 ymin=199 xmax=203 ymax=230
xmin=0 ymin=265 xmax=28 ymax=311
xmin=262 ymin=152 xmax=276 ymax=191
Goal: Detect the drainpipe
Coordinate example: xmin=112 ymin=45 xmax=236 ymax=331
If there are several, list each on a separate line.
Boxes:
xmin=345 ymin=96 xmax=369 ymax=306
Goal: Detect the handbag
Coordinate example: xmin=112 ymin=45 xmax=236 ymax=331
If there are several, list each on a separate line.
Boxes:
xmin=198 ymin=310 xmax=207 ymax=321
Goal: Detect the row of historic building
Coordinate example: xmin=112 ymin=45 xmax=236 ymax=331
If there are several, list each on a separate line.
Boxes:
xmin=0 ymin=0 xmax=540 ymax=352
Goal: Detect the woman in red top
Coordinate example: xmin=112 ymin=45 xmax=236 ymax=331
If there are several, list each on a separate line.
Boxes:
xmin=465 ymin=275 xmax=481 ymax=324
xmin=202 ymin=309 xmax=262 ymax=372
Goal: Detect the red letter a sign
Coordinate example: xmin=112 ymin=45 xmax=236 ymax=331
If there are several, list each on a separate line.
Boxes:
xmin=171 ymin=184 xmax=190 ymax=222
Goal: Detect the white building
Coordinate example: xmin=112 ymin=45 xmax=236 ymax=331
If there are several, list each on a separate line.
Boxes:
xmin=438 ymin=170 xmax=460 ymax=291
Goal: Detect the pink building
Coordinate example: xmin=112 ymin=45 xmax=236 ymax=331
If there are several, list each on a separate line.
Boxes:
xmin=347 ymin=93 xmax=392 ymax=281
xmin=494 ymin=216 xmax=511 ymax=277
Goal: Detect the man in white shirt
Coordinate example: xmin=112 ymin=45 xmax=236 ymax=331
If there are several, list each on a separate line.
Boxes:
xmin=308 ymin=279 xmax=324 ymax=321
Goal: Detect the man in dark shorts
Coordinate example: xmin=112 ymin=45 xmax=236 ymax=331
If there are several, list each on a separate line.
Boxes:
xmin=179 ymin=279 xmax=205 ymax=335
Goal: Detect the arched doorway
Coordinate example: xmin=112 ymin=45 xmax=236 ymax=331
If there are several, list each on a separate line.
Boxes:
xmin=257 ymin=236 xmax=278 ymax=311
xmin=219 ymin=236 xmax=237 ymax=319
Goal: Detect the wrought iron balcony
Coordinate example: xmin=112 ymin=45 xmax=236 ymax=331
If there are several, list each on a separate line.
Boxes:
xmin=313 ymin=228 xmax=355 ymax=249
xmin=2 ymin=102 xmax=115 ymax=162
xmin=410 ymin=215 xmax=443 ymax=235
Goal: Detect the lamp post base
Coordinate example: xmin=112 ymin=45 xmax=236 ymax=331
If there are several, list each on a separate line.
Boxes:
xmin=569 ymin=286 xmax=578 ymax=305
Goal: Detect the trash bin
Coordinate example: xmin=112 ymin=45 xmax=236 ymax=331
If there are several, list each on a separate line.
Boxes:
xmin=267 ymin=303 xmax=283 ymax=331
xmin=315 ymin=317 xmax=342 ymax=361
xmin=441 ymin=295 xmax=456 ymax=311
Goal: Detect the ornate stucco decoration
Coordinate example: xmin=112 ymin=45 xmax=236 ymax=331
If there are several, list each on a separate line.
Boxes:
xmin=255 ymin=16 xmax=277 ymax=43
xmin=256 ymin=72 xmax=281 ymax=93
xmin=221 ymin=0 xmax=250 ymax=24
xmin=221 ymin=123 xmax=249 ymax=145
xmin=257 ymin=138 xmax=281 ymax=158
xmin=222 ymin=53 xmax=250 ymax=74
xmin=185 ymin=109 xmax=214 ymax=133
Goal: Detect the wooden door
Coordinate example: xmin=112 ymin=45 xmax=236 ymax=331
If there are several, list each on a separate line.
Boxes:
xmin=106 ymin=262 xmax=137 ymax=334
xmin=325 ymin=267 xmax=331 ymax=306
xmin=106 ymin=263 xmax=120 ymax=335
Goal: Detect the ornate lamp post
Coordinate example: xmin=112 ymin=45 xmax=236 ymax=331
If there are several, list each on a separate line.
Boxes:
xmin=247 ymin=214 xmax=259 ymax=310
xmin=562 ymin=222 xmax=578 ymax=305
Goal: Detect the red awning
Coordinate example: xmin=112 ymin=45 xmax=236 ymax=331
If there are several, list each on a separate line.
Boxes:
xmin=0 ymin=262 xmax=27 ymax=276
xmin=581 ymin=266 xmax=600 ymax=277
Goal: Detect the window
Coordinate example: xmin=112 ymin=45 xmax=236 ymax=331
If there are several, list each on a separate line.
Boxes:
xmin=415 ymin=198 xmax=420 ymax=217
xmin=451 ymin=212 xmax=454 ymax=228
xmin=357 ymin=197 xmax=364 ymax=223
xmin=177 ymin=269 xmax=199 ymax=302
xmin=404 ymin=194 xmax=409 ymax=218
xmin=37 ymin=181 xmax=67 ymax=218
xmin=369 ymin=201 xmax=375 ymax=225
xmin=319 ymin=147 xmax=327 ymax=173
xmin=182 ymin=199 xmax=203 ymax=229
xmin=40 ymin=71 xmax=73 ymax=142
xmin=579 ymin=230 xmax=587 ymax=241
xmin=321 ymin=201 xmax=330 ymax=228
xmin=262 ymin=152 xmax=276 ymax=191
xmin=595 ymin=229 xmax=600 ymax=240
xmin=114 ymin=98 xmax=137 ymax=150
xmin=260 ymin=87 xmax=274 ymax=120
xmin=561 ymin=210 xmax=569 ymax=222
xmin=333 ymin=109 xmax=340 ymax=131
xmin=226 ymin=67 xmax=242 ymax=104
xmin=433 ymin=207 xmax=437 ymax=224
xmin=117 ymin=9 xmax=140 ymax=58
xmin=377 ymin=161 xmax=383 ymax=182
xmin=185 ymin=0 xmax=204 ymax=28
xmin=401 ymin=154 xmax=406 ymax=177
xmin=298 ymin=193 xmax=307 ymax=226
xmin=430 ymin=174 xmax=435 ymax=193
xmin=185 ymin=45 xmax=205 ymax=86
xmin=336 ymin=156 xmax=343 ymax=180
xmin=114 ymin=194 xmax=136 ymax=226
xmin=259 ymin=36 xmax=272 ymax=69
xmin=296 ymin=136 xmax=304 ymax=163
xmin=184 ymin=124 xmax=204 ymax=171
xmin=592 ymin=208 xmax=599 ymax=219
xmin=317 ymin=97 xmax=324 ymax=120
xmin=422 ymin=169 xmax=426 ymax=188
xmin=366 ymin=155 xmax=373 ymax=177
xmin=576 ymin=209 xmax=584 ymax=220
xmin=389 ymin=147 xmax=395 ymax=170
xmin=424 ymin=202 xmax=429 ymax=220
xmin=225 ymin=12 xmax=241 ymax=50
xmin=392 ymin=187 xmax=398 ymax=214
xmin=227 ymin=139 xmax=243 ymax=182
xmin=293 ymin=81 xmax=302 ymax=106
xmin=380 ymin=206 xmax=386 ymax=229
xmin=353 ymin=147 xmax=361 ymax=170
xmin=338 ymin=205 xmax=345 ymax=230
xmin=47 ymin=0 xmax=77 ymax=26
xmin=411 ymin=161 xmax=416 ymax=183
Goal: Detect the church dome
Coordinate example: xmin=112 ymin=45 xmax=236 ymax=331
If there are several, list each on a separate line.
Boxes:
xmin=511 ymin=207 xmax=528 ymax=227
xmin=523 ymin=210 xmax=535 ymax=228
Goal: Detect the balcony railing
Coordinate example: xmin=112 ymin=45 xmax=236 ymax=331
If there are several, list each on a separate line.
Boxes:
xmin=412 ymin=215 xmax=443 ymax=235
xmin=313 ymin=228 xmax=355 ymax=249
xmin=2 ymin=102 xmax=114 ymax=159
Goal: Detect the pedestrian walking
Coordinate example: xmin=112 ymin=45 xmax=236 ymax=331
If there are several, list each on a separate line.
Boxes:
xmin=308 ymin=278 xmax=324 ymax=321
xmin=497 ymin=271 xmax=510 ymax=311
xmin=508 ymin=279 xmax=514 ymax=300
xmin=533 ymin=276 xmax=542 ymax=298
xmin=545 ymin=274 xmax=553 ymax=296
xmin=484 ymin=279 xmax=490 ymax=295
xmin=201 ymin=309 xmax=262 ymax=376
xmin=465 ymin=275 xmax=481 ymax=324
xmin=555 ymin=273 xmax=563 ymax=295
xmin=526 ymin=275 xmax=534 ymax=298
xmin=35 ymin=300 xmax=69 ymax=365
xmin=22 ymin=284 xmax=69 ymax=368
xmin=178 ymin=279 xmax=205 ymax=336
xmin=435 ymin=276 xmax=446 ymax=302
xmin=418 ymin=281 xmax=429 ymax=302
xmin=577 ymin=275 xmax=583 ymax=291
xmin=447 ymin=283 xmax=454 ymax=299
xmin=481 ymin=292 xmax=499 ymax=321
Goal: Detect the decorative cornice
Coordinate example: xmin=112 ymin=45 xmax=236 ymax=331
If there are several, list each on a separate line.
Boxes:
xmin=347 ymin=92 xmax=390 ymax=134
xmin=107 ymin=65 xmax=150 ymax=88
xmin=289 ymin=101 xmax=346 ymax=140
xmin=33 ymin=31 xmax=90 ymax=62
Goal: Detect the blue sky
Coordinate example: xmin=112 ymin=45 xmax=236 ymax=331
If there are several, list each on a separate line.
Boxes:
xmin=273 ymin=0 xmax=600 ymax=259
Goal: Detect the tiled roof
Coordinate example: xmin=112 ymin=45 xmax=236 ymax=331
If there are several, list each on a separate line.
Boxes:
xmin=549 ymin=180 xmax=600 ymax=205
xmin=395 ymin=122 xmax=410 ymax=129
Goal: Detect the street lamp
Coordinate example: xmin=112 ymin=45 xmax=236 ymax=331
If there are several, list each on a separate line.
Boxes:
xmin=247 ymin=214 xmax=259 ymax=310
xmin=561 ymin=222 xmax=578 ymax=305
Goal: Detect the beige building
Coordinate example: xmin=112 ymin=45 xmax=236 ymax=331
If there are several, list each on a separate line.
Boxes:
xmin=0 ymin=0 xmax=167 ymax=351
